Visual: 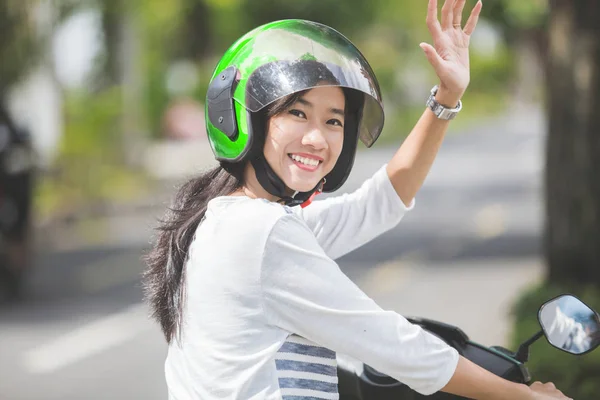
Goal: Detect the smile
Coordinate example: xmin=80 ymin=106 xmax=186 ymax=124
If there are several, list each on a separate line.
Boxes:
xmin=289 ymin=153 xmax=323 ymax=171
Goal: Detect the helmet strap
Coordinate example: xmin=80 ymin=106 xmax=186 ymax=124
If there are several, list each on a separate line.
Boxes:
xmin=250 ymin=154 xmax=323 ymax=207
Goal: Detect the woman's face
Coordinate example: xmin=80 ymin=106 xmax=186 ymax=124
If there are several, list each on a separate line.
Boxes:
xmin=263 ymin=86 xmax=345 ymax=193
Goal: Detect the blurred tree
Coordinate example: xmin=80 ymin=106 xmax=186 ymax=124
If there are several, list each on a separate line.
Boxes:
xmin=0 ymin=0 xmax=84 ymax=94
xmin=135 ymin=0 xmax=387 ymax=138
xmin=75 ymin=0 xmax=529 ymax=144
xmin=479 ymin=0 xmax=548 ymax=103
xmin=97 ymin=0 xmax=124 ymax=86
xmin=176 ymin=0 xmax=211 ymax=59
xmin=0 ymin=1 xmax=40 ymax=117
xmin=0 ymin=0 xmax=41 ymax=300
xmin=544 ymin=1 xmax=600 ymax=287
xmin=481 ymin=0 xmax=547 ymax=43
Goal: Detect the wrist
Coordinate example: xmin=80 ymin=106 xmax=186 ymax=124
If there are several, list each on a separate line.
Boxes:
xmin=435 ymin=85 xmax=464 ymax=108
xmin=511 ymin=383 xmax=536 ymax=400
xmin=490 ymin=382 xmax=534 ymax=400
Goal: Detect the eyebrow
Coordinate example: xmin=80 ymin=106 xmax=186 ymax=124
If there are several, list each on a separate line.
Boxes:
xmin=296 ymin=97 xmax=345 ymax=117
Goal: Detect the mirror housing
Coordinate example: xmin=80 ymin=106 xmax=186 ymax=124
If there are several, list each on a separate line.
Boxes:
xmin=538 ymin=294 xmax=600 ymax=355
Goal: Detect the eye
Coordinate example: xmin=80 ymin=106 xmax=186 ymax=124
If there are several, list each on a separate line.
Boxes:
xmin=289 ymin=109 xmax=306 ymax=119
xmin=327 ymin=118 xmax=344 ymax=128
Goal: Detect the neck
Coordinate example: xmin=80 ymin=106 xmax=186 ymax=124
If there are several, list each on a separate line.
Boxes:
xmin=233 ymin=162 xmax=280 ymax=202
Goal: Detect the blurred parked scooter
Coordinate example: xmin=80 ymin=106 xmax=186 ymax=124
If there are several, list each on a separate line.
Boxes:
xmin=0 ymin=104 xmax=35 ymax=303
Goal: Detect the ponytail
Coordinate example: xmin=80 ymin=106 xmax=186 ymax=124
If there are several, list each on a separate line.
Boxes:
xmin=143 ymin=163 xmax=244 ymax=343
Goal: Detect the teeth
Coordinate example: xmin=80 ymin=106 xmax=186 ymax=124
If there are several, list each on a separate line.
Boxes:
xmin=291 ymin=154 xmax=320 ymax=167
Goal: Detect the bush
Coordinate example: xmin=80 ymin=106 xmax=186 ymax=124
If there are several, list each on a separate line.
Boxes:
xmin=34 ymin=87 xmax=152 ymax=221
xmin=510 ymin=283 xmax=600 ymax=400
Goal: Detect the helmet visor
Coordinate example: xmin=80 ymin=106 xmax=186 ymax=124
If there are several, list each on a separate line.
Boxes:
xmin=231 ymin=20 xmax=384 ymax=147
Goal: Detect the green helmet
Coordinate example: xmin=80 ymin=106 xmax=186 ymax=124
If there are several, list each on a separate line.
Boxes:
xmin=205 ymin=19 xmax=384 ymax=201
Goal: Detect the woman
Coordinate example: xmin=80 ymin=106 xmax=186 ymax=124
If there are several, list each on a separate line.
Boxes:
xmin=144 ymin=1 xmax=570 ymax=399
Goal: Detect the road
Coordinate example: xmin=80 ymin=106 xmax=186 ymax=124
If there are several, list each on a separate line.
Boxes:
xmin=0 ymin=105 xmax=546 ymax=399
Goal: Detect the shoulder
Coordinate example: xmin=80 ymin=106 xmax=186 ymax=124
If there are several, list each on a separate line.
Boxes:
xmin=207 ymin=197 xmax=319 ymax=255
xmin=209 ymin=196 xmax=290 ymax=219
xmin=202 ymin=197 xmax=321 ymax=274
xmin=262 ymin=211 xmax=324 ymax=262
xmin=205 ymin=196 xmax=300 ymax=241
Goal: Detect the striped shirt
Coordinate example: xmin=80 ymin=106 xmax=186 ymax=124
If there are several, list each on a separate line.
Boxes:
xmin=276 ymin=335 xmax=338 ymax=400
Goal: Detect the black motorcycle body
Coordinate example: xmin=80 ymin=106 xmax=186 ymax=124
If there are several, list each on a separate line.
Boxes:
xmin=0 ymin=105 xmax=35 ymax=302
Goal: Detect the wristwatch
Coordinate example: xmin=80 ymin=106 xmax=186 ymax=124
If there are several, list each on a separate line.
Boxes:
xmin=426 ymin=85 xmax=462 ymax=120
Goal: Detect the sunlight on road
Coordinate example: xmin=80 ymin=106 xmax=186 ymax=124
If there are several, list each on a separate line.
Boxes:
xmin=362 ymin=259 xmax=413 ymax=295
xmin=473 ymin=203 xmax=507 ymax=239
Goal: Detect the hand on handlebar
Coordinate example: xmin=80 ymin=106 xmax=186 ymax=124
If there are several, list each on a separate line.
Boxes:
xmin=530 ymin=381 xmax=572 ymax=400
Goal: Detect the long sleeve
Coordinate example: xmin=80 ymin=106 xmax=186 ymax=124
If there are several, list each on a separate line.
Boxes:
xmin=293 ymin=164 xmax=414 ymax=260
xmin=260 ymin=214 xmax=458 ymax=396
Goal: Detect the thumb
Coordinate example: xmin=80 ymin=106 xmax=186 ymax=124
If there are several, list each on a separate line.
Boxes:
xmin=420 ymin=42 xmax=443 ymax=70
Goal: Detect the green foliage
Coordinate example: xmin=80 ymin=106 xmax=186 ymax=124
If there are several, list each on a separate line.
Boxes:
xmin=0 ymin=0 xmax=40 ymax=94
xmin=511 ymin=283 xmax=600 ymax=400
xmin=122 ymin=0 xmax=525 ymax=140
xmin=481 ymin=0 xmax=548 ymax=43
xmin=35 ymin=87 xmax=150 ymax=217
xmin=470 ymin=43 xmax=515 ymax=92
xmin=132 ymin=0 xmax=186 ymax=137
xmin=33 ymin=0 xmax=531 ymax=212
xmin=503 ymin=0 xmax=548 ymax=28
xmin=0 ymin=0 xmax=89 ymax=93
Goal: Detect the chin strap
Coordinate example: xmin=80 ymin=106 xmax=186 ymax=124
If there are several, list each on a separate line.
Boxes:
xmin=298 ymin=179 xmax=324 ymax=208
xmin=250 ymin=155 xmax=324 ymax=207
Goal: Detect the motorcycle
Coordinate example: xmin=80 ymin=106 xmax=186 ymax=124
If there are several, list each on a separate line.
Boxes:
xmin=337 ymin=294 xmax=600 ymax=399
xmin=0 ymin=105 xmax=35 ymax=303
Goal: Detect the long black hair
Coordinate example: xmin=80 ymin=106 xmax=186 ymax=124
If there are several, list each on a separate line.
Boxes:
xmin=143 ymin=93 xmax=304 ymax=343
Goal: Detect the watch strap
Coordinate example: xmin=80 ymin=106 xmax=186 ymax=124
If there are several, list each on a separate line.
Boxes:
xmin=426 ymin=85 xmax=462 ymax=120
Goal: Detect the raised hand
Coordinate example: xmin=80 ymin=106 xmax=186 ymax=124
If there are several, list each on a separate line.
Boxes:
xmin=420 ymin=0 xmax=482 ymax=100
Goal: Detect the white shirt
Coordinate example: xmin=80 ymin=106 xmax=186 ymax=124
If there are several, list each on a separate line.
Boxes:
xmin=165 ymin=165 xmax=459 ymax=399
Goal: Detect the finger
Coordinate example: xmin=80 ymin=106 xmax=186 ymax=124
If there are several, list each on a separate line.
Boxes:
xmin=420 ymin=42 xmax=444 ymax=71
xmin=463 ymin=0 xmax=482 ymax=36
xmin=426 ymin=0 xmax=442 ymax=36
xmin=453 ymin=0 xmax=467 ymax=26
xmin=441 ymin=0 xmax=457 ymax=30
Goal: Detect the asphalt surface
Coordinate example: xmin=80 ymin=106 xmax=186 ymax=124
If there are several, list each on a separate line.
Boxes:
xmin=0 ymin=105 xmax=546 ymax=400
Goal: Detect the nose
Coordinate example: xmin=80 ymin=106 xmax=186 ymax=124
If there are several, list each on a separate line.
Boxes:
xmin=301 ymin=125 xmax=328 ymax=150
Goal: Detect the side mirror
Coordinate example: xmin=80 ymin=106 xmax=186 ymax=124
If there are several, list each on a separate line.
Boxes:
xmin=538 ymin=294 xmax=600 ymax=355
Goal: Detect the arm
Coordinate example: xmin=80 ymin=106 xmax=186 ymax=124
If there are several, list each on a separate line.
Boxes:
xmin=444 ymin=356 xmax=533 ymax=400
xmin=294 ymin=165 xmax=413 ymax=260
xmin=261 ymin=215 xmax=566 ymax=399
xmin=261 ymin=214 xmax=459 ymax=396
xmin=386 ymin=87 xmax=459 ymax=206
xmin=296 ymin=1 xmax=482 ymax=247
xmin=444 ymin=358 xmax=573 ymax=400
xmin=387 ymin=0 xmax=481 ymax=206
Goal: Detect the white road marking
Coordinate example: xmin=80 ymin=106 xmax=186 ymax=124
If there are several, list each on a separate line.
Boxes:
xmin=22 ymin=303 xmax=152 ymax=374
